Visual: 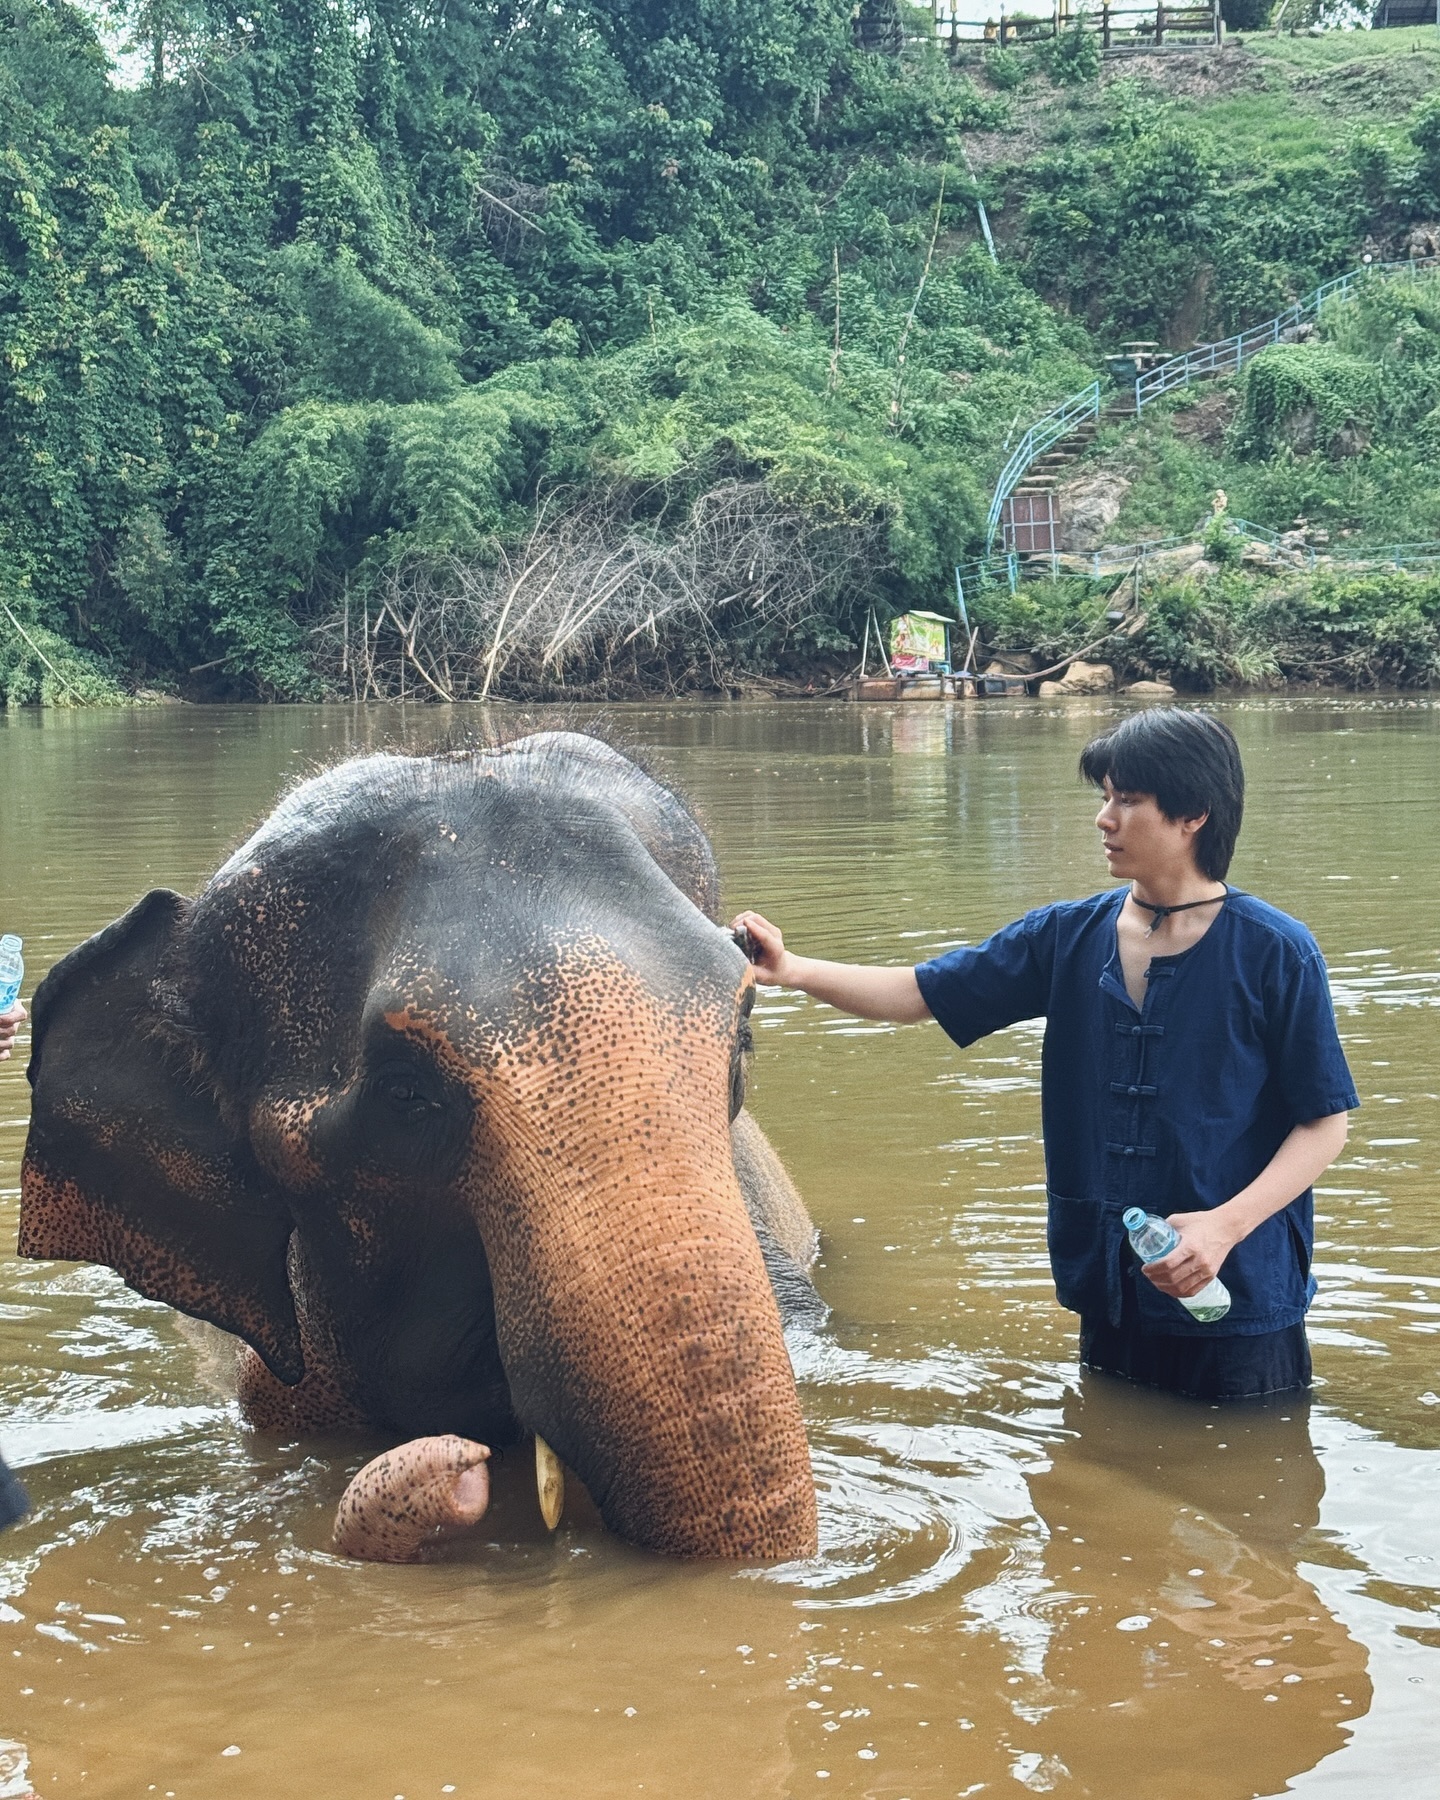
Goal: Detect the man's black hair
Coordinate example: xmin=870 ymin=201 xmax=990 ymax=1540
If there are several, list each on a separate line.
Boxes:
xmin=1078 ymin=708 xmax=1244 ymax=881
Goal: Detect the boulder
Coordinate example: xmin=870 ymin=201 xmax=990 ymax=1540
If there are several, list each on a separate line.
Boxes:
xmin=1405 ymin=222 xmax=1440 ymax=261
xmin=1123 ymin=679 xmax=1176 ymax=698
xmin=1042 ymin=660 xmax=1115 ymax=697
xmin=1241 ymin=540 xmax=1283 ymax=571
xmin=1142 ymin=542 xmax=1206 ymax=577
xmin=1056 ymin=472 xmax=1131 ymax=553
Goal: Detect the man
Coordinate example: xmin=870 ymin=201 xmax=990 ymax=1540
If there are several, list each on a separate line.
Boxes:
xmin=734 ymin=708 xmax=1356 ymax=1401
xmin=0 ymin=993 xmax=27 ymax=1529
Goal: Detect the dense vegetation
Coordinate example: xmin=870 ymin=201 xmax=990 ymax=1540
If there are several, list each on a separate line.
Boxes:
xmin=3 ymin=2 xmax=1439 ymax=702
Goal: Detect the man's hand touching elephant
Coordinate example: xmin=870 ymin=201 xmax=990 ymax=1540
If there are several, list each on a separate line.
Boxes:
xmin=731 ymin=911 xmax=792 ymax=985
xmin=728 ymin=912 xmax=932 ymax=1026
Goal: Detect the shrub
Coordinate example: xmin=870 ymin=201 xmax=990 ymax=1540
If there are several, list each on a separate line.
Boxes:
xmin=1231 ymin=344 xmax=1379 ymax=459
xmin=1034 ymin=21 xmax=1101 ymax=88
xmin=982 ymin=47 xmax=1027 ymax=91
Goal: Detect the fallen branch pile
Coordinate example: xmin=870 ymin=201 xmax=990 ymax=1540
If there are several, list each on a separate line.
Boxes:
xmin=316 ymin=480 xmax=878 ymax=701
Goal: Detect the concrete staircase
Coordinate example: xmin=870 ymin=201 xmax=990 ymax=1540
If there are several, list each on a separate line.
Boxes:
xmin=1010 ymin=417 xmax=1100 ymax=504
xmin=1010 ymin=394 xmax=1139 ymax=508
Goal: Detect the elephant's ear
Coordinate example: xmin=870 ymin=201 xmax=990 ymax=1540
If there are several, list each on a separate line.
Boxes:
xmin=20 ymin=889 xmax=304 ymax=1384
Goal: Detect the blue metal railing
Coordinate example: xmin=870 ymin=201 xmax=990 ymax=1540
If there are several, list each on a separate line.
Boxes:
xmin=984 ymin=255 xmax=1440 ymax=557
xmin=984 ymin=379 xmax=1101 ymax=551
xmin=1133 ymin=255 xmax=1440 ymax=411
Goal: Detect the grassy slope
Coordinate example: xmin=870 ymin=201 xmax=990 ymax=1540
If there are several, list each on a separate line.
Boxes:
xmin=975 ymin=31 xmax=1440 ymax=545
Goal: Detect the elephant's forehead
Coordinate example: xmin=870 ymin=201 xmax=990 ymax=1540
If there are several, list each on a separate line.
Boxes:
xmin=211 ymin=737 xmax=670 ymax=883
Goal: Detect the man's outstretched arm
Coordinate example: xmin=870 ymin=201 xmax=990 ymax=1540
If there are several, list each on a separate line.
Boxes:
xmin=731 ymin=911 xmax=933 ymax=1025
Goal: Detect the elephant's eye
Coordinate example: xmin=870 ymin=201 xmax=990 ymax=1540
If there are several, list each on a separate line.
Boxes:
xmin=728 ymin=1053 xmax=747 ymax=1122
xmin=377 ymin=1070 xmax=443 ymax=1123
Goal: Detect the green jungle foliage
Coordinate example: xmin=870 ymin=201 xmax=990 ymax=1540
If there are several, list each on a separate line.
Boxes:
xmin=1230 ymin=343 xmax=1379 ymax=460
xmin=2 ymin=3 xmax=1439 ymax=699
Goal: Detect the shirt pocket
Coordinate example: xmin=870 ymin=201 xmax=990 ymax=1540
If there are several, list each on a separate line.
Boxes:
xmin=1046 ymin=1191 xmax=1125 ymax=1326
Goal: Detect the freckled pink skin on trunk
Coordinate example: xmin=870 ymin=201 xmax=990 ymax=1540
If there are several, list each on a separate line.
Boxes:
xmin=333 ymin=1435 xmax=491 ymax=1563
xmin=395 ymin=946 xmax=819 ymax=1562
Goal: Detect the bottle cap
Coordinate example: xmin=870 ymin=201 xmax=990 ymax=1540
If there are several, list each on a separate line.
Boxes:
xmin=1122 ymin=1207 xmax=1147 ymax=1231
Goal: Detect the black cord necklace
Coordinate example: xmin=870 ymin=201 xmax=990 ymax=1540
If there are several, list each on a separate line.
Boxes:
xmin=1130 ymin=889 xmax=1228 ymax=938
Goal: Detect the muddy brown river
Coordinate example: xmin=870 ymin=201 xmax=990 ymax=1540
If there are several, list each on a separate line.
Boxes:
xmin=1 ymin=697 xmax=1437 ymax=1798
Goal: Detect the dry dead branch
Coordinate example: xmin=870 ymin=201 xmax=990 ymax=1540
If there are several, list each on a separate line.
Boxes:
xmin=311 ymin=480 xmax=879 ymax=701
xmin=469 ymin=173 xmax=551 ymax=259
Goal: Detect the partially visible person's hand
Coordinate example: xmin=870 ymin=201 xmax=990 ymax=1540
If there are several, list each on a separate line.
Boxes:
xmin=1141 ymin=1208 xmax=1242 ymax=1299
xmin=0 ymin=1000 xmax=26 ymax=1062
xmin=730 ymin=911 xmax=793 ymax=986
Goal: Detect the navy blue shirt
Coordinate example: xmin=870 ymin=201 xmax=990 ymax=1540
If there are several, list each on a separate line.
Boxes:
xmin=915 ymin=889 xmax=1359 ymax=1337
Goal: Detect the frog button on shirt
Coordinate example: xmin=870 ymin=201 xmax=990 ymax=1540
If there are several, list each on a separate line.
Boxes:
xmin=915 ymin=889 xmax=1359 ymax=1337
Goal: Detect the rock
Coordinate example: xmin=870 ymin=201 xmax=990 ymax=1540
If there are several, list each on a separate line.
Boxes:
xmin=1405 ymin=222 xmax=1440 ymax=261
xmin=1038 ymin=680 xmax=1066 ymax=698
xmin=1142 ymin=542 xmax=1206 ymax=577
xmin=1331 ymin=421 xmax=1370 ymax=458
xmin=1241 ymin=541 xmax=1282 ymax=571
xmin=1123 ymin=679 xmax=1176 ymax=698
xmin=1056 ymin=471 xmax=1131 ymax=553
xmin=1279 ymin=405 xmax=1318 ymax=455
xmin=1048 ymin=660 xmax=1115 ymax=696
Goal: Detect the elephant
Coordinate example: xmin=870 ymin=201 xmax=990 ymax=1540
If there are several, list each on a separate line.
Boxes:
xmin=19 ymin=732 xmax=823 ymax=1564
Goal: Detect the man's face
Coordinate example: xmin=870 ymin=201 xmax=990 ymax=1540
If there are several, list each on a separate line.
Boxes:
xmin=1094 ymin=779 xmax=1205 ymax=883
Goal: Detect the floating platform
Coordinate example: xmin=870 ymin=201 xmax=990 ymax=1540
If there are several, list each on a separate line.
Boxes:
xmin=847 ymin=673 xmax=1031 ymax=701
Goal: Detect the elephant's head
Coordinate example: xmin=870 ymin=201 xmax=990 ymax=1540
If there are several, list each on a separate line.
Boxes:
xmin=20 ymin=733 xmax=817 ymax=1559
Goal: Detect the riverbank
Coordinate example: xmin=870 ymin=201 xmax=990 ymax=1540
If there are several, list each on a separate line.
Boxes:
xmin=968 ymin=555 xmax=1440 ymax=695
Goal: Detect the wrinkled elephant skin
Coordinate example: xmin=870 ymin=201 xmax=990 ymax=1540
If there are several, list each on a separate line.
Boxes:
xmin=333 ymin=1436 xmax=491 ymax=1563
xmin=19 ymin=734 xmax=820 ymax=1562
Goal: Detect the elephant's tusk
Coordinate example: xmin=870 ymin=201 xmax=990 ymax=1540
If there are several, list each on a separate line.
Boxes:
xmin=535 ymin=1434 xmax=565 ymax=1531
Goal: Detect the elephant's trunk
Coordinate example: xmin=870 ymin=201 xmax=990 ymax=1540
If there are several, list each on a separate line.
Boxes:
xmin=423 ymin=953 xmax=817 ymax=1560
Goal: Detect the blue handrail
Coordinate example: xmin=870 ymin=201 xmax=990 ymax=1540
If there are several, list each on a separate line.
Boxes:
xmin=985 ymin=255 xmax=1440 ymax=558
xmin=1133 ymin=255 xmax=1440 ymax=411
xmin=984 ymin=379 xmax=1101 ymax=551
xmin=957 ymin=523 xmax=1440 ymax=597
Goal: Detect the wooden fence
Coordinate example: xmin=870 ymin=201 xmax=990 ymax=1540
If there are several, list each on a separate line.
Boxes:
xmin=927 ymin=0 xmax=1223 ymax=49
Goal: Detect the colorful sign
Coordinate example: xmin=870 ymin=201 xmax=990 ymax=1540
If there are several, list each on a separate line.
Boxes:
xmin=888 ymin=612 xmax=949 ymax=674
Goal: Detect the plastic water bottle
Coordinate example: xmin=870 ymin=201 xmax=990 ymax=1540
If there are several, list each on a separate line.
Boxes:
xmin=1122 ymin=1206 xmax=1231 ymax=1323
xmin=0 ymin=936 xmax=23 ymax=1015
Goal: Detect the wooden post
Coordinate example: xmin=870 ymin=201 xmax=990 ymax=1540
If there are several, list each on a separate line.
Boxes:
xmin=1213 ymin=0 xmax=1224 ymax=42
xmin=1102 ymin=2 xmax=1111 ymax=46
xmin=1155 ymin=2 xmax=1165 ymax=42
xmin=999 ymin=7 xmax=1007 ymax=44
